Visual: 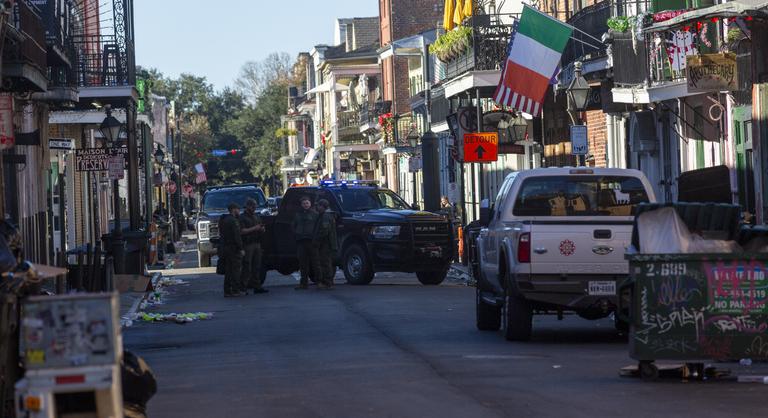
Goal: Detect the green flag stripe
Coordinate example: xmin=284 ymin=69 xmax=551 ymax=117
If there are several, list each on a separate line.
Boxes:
xmin=517 ymin=5 xmax=573 ymax=53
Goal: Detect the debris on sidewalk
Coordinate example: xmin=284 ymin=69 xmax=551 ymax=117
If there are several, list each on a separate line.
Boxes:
xmin=137 ymin=312 xmax=214 ymax=324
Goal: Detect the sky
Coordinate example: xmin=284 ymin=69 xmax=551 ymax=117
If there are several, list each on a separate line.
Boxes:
xmin=134 ymin=0 xmax=379 ymax=91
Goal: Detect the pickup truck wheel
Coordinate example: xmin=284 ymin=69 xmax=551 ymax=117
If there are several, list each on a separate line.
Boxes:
xmin=342 ymin=245 xmax=374 ymax=285
xmin=476 ymin=288 xmax=501 ymax=331
xmin=198 ymin=252 xmax=211 ymax=268
xmin=416 ymin=270 xmax=447 ymax=285
xmin=502 ymin=286 xmax=532 ymax=341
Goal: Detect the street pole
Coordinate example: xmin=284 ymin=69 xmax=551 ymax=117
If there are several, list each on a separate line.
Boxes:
xmin=421 ymin=41 xmax=440 ymax=212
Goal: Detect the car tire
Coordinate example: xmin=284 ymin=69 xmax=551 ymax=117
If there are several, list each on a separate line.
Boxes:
xmin=476 ymin=288 xmax=501 ymax=331
xmin=198 ymin=252 xmax=210 ymax=268
xmin=416 ymin=270 xmax=447 ymax=285
xmin=502 ymin=284 xmax=532 ymax=341
xmin=342 ymin=244 xmax=374 ymax=285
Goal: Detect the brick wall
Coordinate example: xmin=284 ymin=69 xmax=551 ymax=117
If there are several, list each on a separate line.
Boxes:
xmin=351 ymin=18 xmax=380 ymax=50
xmin=381 ymin=0 xmax=442 ymax=112
xmin=585 ymin=110 xmax=607 ymax=167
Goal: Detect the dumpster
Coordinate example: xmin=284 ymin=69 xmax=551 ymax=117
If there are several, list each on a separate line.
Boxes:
xmin=619 ymin=203 xmax=768 ymax=379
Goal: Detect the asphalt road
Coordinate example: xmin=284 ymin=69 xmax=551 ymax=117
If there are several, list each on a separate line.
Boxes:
xmin=125 ymin=246 xmax=768 ymax=418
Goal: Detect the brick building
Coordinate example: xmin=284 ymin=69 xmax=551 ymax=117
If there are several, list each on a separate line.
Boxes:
xmin=379 ymin=0 xmax=443 ymax=114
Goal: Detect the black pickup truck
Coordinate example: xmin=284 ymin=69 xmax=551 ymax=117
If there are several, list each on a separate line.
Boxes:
xmin=261 ymin=181 xmax=454 ymax=285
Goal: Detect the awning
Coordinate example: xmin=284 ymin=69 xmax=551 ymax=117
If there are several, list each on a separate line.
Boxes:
xmin=444 ymin=70 xmax=501 ymax=98
xmin=646 ymin=0 xmax=768 ymax=32
xmin=302 ymin=147 xmax=319 ymax=165
xmin=305 ymin=81 xmax=349 ymax=95
xmin=50 ymin=109 xmax=127 ymax=125
xmin=378 ymin=29 xmax=438 ymax=60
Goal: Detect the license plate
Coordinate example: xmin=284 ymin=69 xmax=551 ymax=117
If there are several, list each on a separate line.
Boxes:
xmin=588 ymin=281 xmax=616 ymax=296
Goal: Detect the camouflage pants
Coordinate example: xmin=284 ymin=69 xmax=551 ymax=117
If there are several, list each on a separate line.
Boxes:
xmin=223 ymin=247 xmax=244 ymax=294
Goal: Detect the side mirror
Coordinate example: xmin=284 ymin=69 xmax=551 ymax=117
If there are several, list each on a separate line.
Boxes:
xmin=479 ymin=199 xmax=491 ymax=227
xmin=411 ymin=203 xmax=421 ymax=211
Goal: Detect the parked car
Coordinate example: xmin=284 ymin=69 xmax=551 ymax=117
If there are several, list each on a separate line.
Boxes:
xmin=195 ymin=184 xmax=268 ymax=267
xmin=260 ymin=181 xmax=454 ymax=285
xmin=474 ymin=168 xmax=656 ymax=341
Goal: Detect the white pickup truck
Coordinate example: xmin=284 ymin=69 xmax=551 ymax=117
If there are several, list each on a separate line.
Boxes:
xmin=474 ymin=167 xmax=656 ymax=341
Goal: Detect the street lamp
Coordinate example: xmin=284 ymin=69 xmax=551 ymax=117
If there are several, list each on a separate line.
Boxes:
xmin=99 ymin=106 xmax=123 ymax=144
xmin=100 ymin=106 xmax=126 ymax=272
xmin=566 ymin=61 xmax=590 ymax=113
xmin=510 ymin=113 xmax=528 ymax=143
xmin=566 ymin=61 xmax=590 ymax=166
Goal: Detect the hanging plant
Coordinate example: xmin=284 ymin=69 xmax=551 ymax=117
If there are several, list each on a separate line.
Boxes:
xmin=607 ymin=16 xmax=635 ymax=33
xmin=429 ymin=26 xmax=473 ymax=62
xmin=378 ymin=112 xmax=394 ymax=142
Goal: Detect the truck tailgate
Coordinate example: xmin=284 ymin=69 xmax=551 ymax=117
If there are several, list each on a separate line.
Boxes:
xmin=529 ymin=223 xmax=632 ymax=275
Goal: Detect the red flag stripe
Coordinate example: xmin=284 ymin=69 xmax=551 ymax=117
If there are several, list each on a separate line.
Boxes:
xmin=501 ymin=60 xmax=551 ymax=104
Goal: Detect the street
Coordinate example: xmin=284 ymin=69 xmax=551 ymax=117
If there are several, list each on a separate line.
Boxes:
xmin=123 ymin=245 xmax=768 ymax=418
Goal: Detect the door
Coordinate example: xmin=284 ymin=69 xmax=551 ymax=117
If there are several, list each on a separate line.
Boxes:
xmin=733 ymin=105 xmax=755 ymax=219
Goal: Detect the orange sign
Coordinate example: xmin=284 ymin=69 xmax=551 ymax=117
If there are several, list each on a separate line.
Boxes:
xmin=463 ymin=132 xmax=498 ymax=163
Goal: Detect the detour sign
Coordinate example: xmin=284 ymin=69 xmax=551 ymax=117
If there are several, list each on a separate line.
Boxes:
xmin=463 ymin=132 xmax=498 ymax=163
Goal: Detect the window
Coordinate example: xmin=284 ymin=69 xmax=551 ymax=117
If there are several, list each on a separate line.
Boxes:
xmin=513 ymin=176 xmax=650 ymax=217
xmin=332 ymin=188 xmax=409 ymax=212
xmin=202 ymin=189 xmax=267 ymax=212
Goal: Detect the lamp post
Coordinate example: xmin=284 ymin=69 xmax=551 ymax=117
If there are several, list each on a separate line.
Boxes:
xmin=566 ymin=61 xmax=590 ymax=166
xmin=99 ymin=106 xmax=126 ymax=272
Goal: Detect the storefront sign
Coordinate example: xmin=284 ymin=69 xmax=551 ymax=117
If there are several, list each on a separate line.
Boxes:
xmin=0 ymin=94 xmax=13 ymax=150
xmin=49 ymin=138 xmax=74 ymax=150
xmin=686 ymin=53 xmax=738 ymax=93
xmin=75 ymin=147 xmax=128 ymax=172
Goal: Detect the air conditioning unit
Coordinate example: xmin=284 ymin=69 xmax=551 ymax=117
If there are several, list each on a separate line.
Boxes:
xmin=630 ymin=110 xmax=658 ymax=153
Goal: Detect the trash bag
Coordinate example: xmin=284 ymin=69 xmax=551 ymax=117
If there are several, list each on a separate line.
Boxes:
xmin=638 ymin=207 xmax=741 ymax=254
xmin=122 ymin=351 xmax=157 ymax=418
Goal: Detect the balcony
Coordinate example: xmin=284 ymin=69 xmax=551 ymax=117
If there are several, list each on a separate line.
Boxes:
xmin=2 ymin=0 xmax=48 ymax=92
xmin=337 ymin=109 xmax=370 ymax=145
xmin=561 ymin=1 xmax=612 ymax=68
xmin=439 ymin=13 xmax=517 ymax=81
xmin=358 ymin=101 xmax=391 ymax=134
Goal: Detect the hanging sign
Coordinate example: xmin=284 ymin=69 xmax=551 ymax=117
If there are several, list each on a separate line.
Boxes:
xmin=686 ymin=53 xmax=737 ymax=93
xmin=0 ymin=94 xmax=13 ymax=150
xmin=49 ymin=138 xmax=74 ymax=150
xmin=108 ymin=155 xmax=125 ymax=180
xmin=570 ymin=125 xmax=588 ymax=156
xmin=463 ymin=132 xmax=498 ymax=163
xmin=75 ymin=147 xmax=128 ymax=172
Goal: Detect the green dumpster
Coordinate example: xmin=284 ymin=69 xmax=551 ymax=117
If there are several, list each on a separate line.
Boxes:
xmin=620 ymin=203 xmax=768 ymax=379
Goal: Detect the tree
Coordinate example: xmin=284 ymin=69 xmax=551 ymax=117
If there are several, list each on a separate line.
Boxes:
xmin=235 ymin=52 xmax=292 ymax=106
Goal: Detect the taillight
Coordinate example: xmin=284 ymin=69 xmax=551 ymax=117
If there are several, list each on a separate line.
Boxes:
xmin=518 ymin=233 xmax=531 ymax=263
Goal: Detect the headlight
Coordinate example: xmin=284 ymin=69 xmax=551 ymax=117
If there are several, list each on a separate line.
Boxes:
xmin=371 ymin=225 xmax=401 ymax=239
xmin=197 ymin=220 xmax=210 ymax=240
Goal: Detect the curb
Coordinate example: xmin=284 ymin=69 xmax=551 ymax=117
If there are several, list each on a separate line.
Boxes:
xmin=120 ymin=271 xmax=162 ymax=328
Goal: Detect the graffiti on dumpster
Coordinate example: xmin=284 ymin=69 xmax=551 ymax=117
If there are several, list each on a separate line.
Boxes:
xmin=632 ymin=259 xmax=768 ymax=360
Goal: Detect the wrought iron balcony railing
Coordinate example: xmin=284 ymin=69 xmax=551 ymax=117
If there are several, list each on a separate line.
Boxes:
xmin=441 ymin=12 xmax=518 ymax=81
xmin=73 ymin=34 xmax=134 ymax=88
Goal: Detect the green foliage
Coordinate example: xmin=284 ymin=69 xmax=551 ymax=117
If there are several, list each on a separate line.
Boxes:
xmin=429 ymin=26 xmax=473 ymax=62
xmin=275 ymin=128 xmax=298 ymax=138
xmin=607 ymin=16 xmax=634 ymax=33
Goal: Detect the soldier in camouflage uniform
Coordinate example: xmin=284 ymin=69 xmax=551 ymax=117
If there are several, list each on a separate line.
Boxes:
xmin=314 ymin=199 xmax=338 ymax=289
xmin=292 ymin=196 xmax=319 ymax=290
xmin=218 ymin=203 xmax=245 ymax=297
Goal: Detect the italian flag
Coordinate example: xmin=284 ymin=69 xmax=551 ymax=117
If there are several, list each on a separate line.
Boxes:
xmin=494 ymin=5 xmax=572 ymax=117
